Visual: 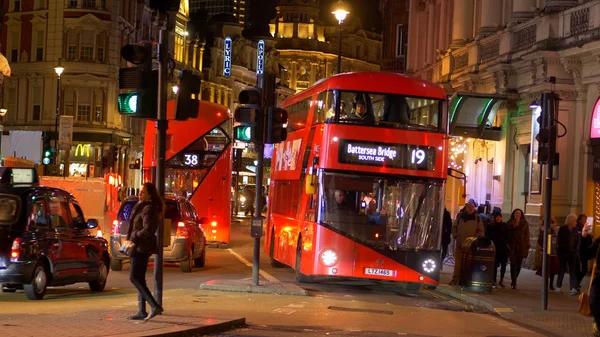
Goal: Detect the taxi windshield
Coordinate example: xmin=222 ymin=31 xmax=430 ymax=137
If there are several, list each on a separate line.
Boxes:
xmin=0 ymin=195 xmax=20 ymax=225
xmin=315 ymin=90 xmax=444 ymax=132
xmin=317 ymin=172 xmax=443 ymax=251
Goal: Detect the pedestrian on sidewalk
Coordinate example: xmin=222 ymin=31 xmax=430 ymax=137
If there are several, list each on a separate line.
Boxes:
xmin=578 ymin=221 xmax=600 ymax=337
xmin=535 ymin=216 xmax=560 ymax=290
xmin=127 ymin=182 xmax=165 ymax=321
xmin=578 ymin=214 xmax=590 ymax=290
xmin=440 ymin=208 xmax=452 ymax=271
xmin=507 ymin=208 xmax=530 ymax=290
xmin=485 ymin=211 xmax=509 ymax=288
xmin=449 ymin=202 xmax=484 ymax=286
xmin=557 ymin=213 xmax=581 ymax=296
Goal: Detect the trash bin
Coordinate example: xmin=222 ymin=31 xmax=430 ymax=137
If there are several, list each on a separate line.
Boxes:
xmin=460 ymin=237 xmax=496 ymax=293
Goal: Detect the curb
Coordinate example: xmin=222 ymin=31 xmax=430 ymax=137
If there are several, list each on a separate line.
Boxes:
xmin=112 ymin=317 xmax=246 ymax=337
xmin=435 ymin=285 xmax=588 ymax=337
xmin=200 ymin=282 xmax=308 ymax=296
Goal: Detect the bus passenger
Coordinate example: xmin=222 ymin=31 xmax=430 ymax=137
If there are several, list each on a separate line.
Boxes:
xmin=330 ymin=189 xmax=352 ymax=211
xmin=326 ymin=102 xmax=347 ymax=121
xmin=348 ymin=97 xmax=375 ymax=125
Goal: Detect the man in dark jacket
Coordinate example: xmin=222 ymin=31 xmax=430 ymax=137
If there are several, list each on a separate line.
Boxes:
xmin=485 ymin=211 xmax=510 ymax=287
xmin=440 ymin=208 xmax=452 ymax=271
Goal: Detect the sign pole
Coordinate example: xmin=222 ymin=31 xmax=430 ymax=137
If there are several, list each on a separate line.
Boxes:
xmin=154 ymin=21 xmax=170 ymax=307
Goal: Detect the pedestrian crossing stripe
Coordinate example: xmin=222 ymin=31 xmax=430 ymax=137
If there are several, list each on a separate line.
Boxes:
xmin=494 ymin=308 xmax=514 ymax=313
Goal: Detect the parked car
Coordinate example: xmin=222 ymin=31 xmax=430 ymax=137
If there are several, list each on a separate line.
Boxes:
xmin=0 ymin=167 xmax=109 ymax=300
xmin=110 ymin=196 xmax=206 ymax=272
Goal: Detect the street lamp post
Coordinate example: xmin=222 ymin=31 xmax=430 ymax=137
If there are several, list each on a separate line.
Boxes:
xmin=332 ymin=0 xmax=350 ymax=74
xmin=54 ymin=59 xmax=64 ymax=175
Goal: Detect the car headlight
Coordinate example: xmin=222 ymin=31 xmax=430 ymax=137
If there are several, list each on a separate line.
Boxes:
xmin=320 ymin=249 xmax=338 ymax=267
xmin=240 ymin=196 xmax=246 ymax=202
xmin=422 ymin=258 xmax=436 ymax=273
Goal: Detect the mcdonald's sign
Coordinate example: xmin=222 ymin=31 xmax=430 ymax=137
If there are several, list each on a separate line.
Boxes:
xmin=75 ymin=144 xmax=91 ymax=157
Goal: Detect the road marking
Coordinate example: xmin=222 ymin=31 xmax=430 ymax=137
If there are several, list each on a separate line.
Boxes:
xmin=273 ymin=308 xmax=296 ymax=315
xmin=286 ymin=303 xmax=305 ymax=308
xmin=227 ymin=248 xmax=279 ymax=282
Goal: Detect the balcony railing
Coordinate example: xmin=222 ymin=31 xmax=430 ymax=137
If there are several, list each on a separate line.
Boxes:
xmin=480 ymin=37 xmax=500 ymax=64
xmin=453 ymin=51 xmax=469 ymax=71
xmin=570 ymin=7 xmax=590 ymax=35
xmin=381 ymin=58 xmax=405 ymax=72
xmin=512 ymin=24 xmax=537 ymax=52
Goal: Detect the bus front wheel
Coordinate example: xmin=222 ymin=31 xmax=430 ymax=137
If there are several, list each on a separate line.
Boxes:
xmin=295 ymin=239 xmax=314 ymax=283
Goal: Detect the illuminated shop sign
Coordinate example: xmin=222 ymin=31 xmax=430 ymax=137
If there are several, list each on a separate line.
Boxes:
xmin=591 ymin=97 xmax=600 ymax=139
xmin=223 ymin=37 xmax=232 ymax=77
xmin=257 ymin=40 xmax=265 ymax=75
xmin=338 ymin=139 xmax=436 ymax=171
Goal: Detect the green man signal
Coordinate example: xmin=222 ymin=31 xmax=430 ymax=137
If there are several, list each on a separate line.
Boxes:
xmin=233 ymin=88 xmax=263 ymax=143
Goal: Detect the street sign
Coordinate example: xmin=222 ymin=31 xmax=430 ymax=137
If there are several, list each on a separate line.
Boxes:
xmin=58 ymin=116 xmax=74 ymax=151
xmin=223 ymin=37 xmax=232 ymax=77
xmin=257 ymin=40 xmax=265 ymax=75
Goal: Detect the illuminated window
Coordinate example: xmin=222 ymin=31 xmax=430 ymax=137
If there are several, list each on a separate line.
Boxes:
xmin=175 ymin=33 xmax=184 ymax=62
xmin=297 ymin=23 xmax=314 ymax=39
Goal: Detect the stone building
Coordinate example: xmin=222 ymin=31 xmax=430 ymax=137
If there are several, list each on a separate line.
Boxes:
xmin=406 ymin=0 xmax=600 ymax=267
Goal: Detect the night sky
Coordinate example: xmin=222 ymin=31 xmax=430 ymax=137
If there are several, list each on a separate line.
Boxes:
xmin=320 ymin=0 xmax=383 ymax=33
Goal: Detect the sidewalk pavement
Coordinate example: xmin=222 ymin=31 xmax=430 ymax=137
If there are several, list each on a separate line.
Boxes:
xmin=437 ymin=262 xmax=594 ymax=337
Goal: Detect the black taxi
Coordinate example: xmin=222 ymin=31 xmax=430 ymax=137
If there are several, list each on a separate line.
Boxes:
xmin=0 ymin=167 xmax=110 ymax=300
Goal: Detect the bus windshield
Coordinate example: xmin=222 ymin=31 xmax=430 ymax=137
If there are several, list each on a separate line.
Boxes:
xmin=317 ymin=90 xmax=444 ymax=132
xmin=317 ymin=171 xmax=443 ymax=251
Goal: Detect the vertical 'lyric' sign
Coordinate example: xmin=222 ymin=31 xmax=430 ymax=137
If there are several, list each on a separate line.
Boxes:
xmin=224 ymin=37 xmax=232 ymax=77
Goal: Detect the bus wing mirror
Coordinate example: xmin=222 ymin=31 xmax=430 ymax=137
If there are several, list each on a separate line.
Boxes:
xmin=305 ymin=174 xmax=316 ymax=195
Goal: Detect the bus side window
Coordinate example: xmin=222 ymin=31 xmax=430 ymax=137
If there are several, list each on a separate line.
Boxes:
xmin=314 ymin=91 xmax=331 ymax=124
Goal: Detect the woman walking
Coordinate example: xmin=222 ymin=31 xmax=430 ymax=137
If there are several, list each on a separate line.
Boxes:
xmin=535 ymin=216 xmax=560 ymax=290
xmin=127 ymin=182 xmax=164 ymax=321
xmin=579 ymin=221 xmax=600 ymax=336
xmin=485 ymin=211 xmax=509 ymax=288
xmin=578 ymin=214 xmax=590 ymax=288
xmin=507 ymin=208 xmax=530 ymax=290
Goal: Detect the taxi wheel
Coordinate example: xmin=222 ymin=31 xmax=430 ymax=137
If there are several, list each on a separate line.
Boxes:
xmin=89 ymin=260 xmax=109 ymax=292
xmin=194 ymin=247 xmax=206 ymax=268
xmin=24 ymin=262 xmax=48 ymax=300
xmin=180 ymin=247 xmax=193 ymax=273
xmin=295 ymin=239 xmax=314 ymax=283
xmin=110 ymin=258 xmax=123 ymax=271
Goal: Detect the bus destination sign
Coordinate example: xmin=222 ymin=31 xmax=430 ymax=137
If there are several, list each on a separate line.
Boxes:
xmin=338 ymin=139 xmax=436 ymax=171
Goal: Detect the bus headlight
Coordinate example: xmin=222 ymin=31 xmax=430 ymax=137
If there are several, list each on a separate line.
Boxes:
xmin=320 ymin=249 xmax=338 ymax=267
xmin=422 ymin=259 xmax=436 ymax=273
xmin=240 ymin=196 xmax=246 ymax=202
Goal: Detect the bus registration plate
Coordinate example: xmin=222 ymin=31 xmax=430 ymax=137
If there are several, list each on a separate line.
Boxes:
xmin=365 ymin=268 xmax=395 ymax=277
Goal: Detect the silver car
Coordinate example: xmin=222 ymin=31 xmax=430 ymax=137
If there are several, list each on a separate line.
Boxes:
xmin=110 ymin=197 xmax=207 ymax=273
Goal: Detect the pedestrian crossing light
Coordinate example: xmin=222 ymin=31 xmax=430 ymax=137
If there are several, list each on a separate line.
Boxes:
xmin=43 ymin=144 xmax=53 ymax=165
xmin=118 ymin=43 xmax=157 ymax=118
xmin=117 ymin=92 xmax=138 ymax=114
xmin=235 ymin=126 xmax=253 ymax=142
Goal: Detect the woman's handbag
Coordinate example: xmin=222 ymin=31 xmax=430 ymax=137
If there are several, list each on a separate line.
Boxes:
xmin=119 ymin=240 xmax=136 ymax=257
xmin=579 ymin=261 xmax=596 ymax=317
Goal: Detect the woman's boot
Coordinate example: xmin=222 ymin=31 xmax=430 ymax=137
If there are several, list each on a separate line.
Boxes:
xmin=127 ymin=293 xmax=148 ymax=320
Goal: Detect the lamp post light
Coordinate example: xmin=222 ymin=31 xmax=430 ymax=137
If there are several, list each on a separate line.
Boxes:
xmin=332 ymin=0 xmax=350 ymax=74
xmin=54 ymin=59 xmax=64 ymax=175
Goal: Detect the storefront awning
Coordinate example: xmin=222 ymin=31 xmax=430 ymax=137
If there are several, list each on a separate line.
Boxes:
xmin=449 ymin=92 xmax=507 ymax=141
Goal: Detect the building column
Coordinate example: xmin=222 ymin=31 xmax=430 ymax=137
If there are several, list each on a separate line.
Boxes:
xmin=510 ymin=0 xmax=535 ymax=23
xmin=216 ymin=88 xmax=222 ymax=105
xmin=310 ymin=62 xmax=317 ymax=86
xmin=478 ymin=0 xmax=503 ymax=36
xmin=451 ymin=0 xmax=474 ymax=48
xmin=407 ymin=0 xmax=419 ymax=71
xmin=437 ymin=0 xmax=448 ymax=51
xmin=198 ymin=42 xmax=205 ymax=70
xmin=209 ymin=86 xmax=215 ymax=103
xmin=426 ymin=1 xmax=436 ymax=65
xmin=192 ymin=41 xmax=199 ymax=69
xmin=290 ymin=61 xmax=298 ymax=90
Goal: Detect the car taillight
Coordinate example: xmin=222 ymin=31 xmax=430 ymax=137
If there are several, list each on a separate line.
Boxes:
xmin=11 ymin=238 xmax=21 ymax=259
xmin=176 ymin=222 xmax=188 ymax=237
xmin=111 ymin=220 xmax=120 ymax=235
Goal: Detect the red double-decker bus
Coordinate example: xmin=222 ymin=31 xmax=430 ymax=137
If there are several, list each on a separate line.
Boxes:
xmin=144 ymin=100 xmax=232 ymax=245
xmin=265 ymin=72 xmax=449 ymax=287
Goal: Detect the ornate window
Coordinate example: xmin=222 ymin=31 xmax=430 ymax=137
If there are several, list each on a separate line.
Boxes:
xmin=66 ymin=31 xmax=78 ymax=61
xmin=34 ymin=30 xmax=44 ymax=61
xmin=77 ymin=88 xmax=92 ymax=122
xmin=80 ymin=30 xmax=95 ymax=61
xmin=31 ymin=86 xmax=42 ymax=121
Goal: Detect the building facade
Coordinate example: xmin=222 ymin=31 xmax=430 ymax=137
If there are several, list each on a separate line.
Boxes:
xmin=379 ymin=0 xmax=409 ymax=73
xmin=271 ymin=0 xmax=381 ymax=92
xmin=406 ymin=0 xmax=600 ymax=267
xmin=190 ymin=0 xmax=249 ymax=25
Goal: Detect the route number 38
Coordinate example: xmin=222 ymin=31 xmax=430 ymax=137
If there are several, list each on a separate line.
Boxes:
xmin=184 ymin=154 xmax=199 ymax=166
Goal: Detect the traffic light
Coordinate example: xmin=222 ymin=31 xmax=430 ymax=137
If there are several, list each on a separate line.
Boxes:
xmin=118 ymin=43 xmax=158 ymax=118
xmin=535 ymin=92 xmax=558 ymax=165
xmin=265 ymin=107 xmax=288 ymax=144
xmin=174 ymin=70 xmax=202 ymax=121
xmin=42 ymin=143 xmax=52 ymax=165
xmin=234 ymin=88 xmax=263 ymax=143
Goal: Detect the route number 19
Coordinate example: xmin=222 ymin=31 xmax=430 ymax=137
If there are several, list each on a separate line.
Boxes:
xmin=411 ymin=149 xmax=426 ymax=165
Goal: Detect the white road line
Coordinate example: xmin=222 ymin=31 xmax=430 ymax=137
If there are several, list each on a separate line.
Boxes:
xmin=227 ymin=248 xmax=279 ymax=282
